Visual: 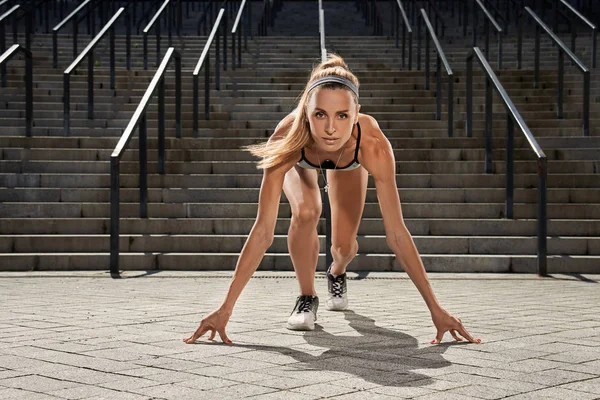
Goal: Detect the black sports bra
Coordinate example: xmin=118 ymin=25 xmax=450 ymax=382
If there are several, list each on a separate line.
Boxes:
xmin=296 ymin=122 xmax=362 ymax=170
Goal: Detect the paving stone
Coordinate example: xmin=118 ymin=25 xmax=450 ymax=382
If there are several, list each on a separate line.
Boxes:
xmin=0 ymin=387 xmax=65 ymax=399
xmin=442 ymin=384 xmax=522 ymax=399
xmin=290 ymin=382 xmax=358 ymax=397
xmin=47 ymin=384 xmax=145 ymax=400
xmin=0 ymin=374 xmax=80 ymax=392
xmin=559 ymin=377 xmax=600 ymax=395
xmin=0 ymin=273 xmax=599 ymax=399
xmin=502 ymin=386 xmax=600 ymax=399
xmin=203 ymin=382 xmax=278 ymax=398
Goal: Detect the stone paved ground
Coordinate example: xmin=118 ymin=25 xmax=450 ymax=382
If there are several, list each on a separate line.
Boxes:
xmin=0 ymin=271 xmax=599 ymax=400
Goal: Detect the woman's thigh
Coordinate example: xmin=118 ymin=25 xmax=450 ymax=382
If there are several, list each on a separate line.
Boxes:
xmin=327 ymin=166 xmax=369 ymax=246
xmin=283 ymin=165 xmax=322 ymax=221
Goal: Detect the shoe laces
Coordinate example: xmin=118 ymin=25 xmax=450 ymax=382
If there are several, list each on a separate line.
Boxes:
xmin=297 ymin=296 xmax=315 ymax=313
xmin=331 ymin=276 xmax=344 ymax=297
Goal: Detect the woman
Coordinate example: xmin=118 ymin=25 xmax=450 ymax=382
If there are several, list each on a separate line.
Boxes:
xmin=184 ymin=54 xmax=480 ymax=345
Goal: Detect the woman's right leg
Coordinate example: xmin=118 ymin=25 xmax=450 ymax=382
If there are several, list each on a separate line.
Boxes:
xmin=283 ymin=165 xmax=322 ymax=296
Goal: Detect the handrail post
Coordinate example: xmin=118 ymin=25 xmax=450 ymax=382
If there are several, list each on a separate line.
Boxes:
xmin=534 ymin=25 xmax=540 ymax=89
xmin=126 ymin=11 xmax=131 ymax=70
xmin=583 ymin=70 xmax=589 ymax=136
xmin=110 ymin=156 xmax=120 ymax=274
xmin=417 ymin=12 xmax=421 ymax=69
xmin=424 ymin=25 xmax=429 ymax=90
xmin=448 ymin=70 xmax=453 ymax=137
xmin=506 ymin=112 xmax=514 ymax=218
xmin=143 ymin=31 xmax=148 ymax=69
xmin=52 ymin=30 xmax=58 ymax=68
xmin=592 ymin=27 xmax=597 ymax=68
xmin=73 ymin=15 xmax=78 ymax=58
xmin=473 ymin=3 xmax=477 ymax=47
xmin=88 ymin=51 xmax=94 ymax=120
xmin=176 ymin=51 xmax=181 ymax=139
xmin=156 ymin=13 xmax=161 ymax=69
xmin=537 ymin=158 xmax=547 ymax=276
xmin=205 ymin=53 xmax=210 ymax=119
xmin=557 ymin=50 xmax=563 ymax=119
xmin=193 ymin=73 xmax=199 ymax=136
xmin=232 ymin=20 xmax=236 ymax=70
xmin=498 ymin=30 xmax=503 ymax=69
xmin=25 ymin=8 xmax=31 ymax=50
xmin=485 ymin=76 xmax=492 ymax=174
xmin=139 ymin=114 xmax=148 ymax=218
xmin=63 ymin=72 xmax=70 ymax=136
xmin=0 ymin=27 xmax=4 ymax=87
xmin=517 ymin=9 xmax=522 ymax=68
xmin=238 ymin=23 xmax=242 ymax=67
xmin=408 ymin=29 xmax=413 ymax=70
xmin=110 ymin=24 xmax=115 ymax=90
xmin=216 ymin=24 xmax=221 ymax=90
xmin=463 ymin=0 xmax=468 ymax=37
xmin=436 ymin=54 xmax=441 ymax=119
xmin=168 ymin=0 xmax=173 ymax=46
xmin=90 ymin=0 xmax=95 ymax=35
xmin=223 ymin=11 xmax=228 ymax=71
xmin=484 ymin=18 xmax=489 ymax=56
xmin=158 ymin=69 xmax=165 ymax=175
xmin=25 ymin=48 xmax=32 ymax=137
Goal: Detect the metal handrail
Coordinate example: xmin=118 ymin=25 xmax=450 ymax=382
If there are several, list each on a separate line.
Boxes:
xmin=0 ymin=5 xmax=21 ymax=86
xmin=417 ymin=9 xmax=453 ymax=137
xmin=0 ymin=44 xmax=32 ymax=136
xmin=319 ymin=7 xmax=326 ymax=62
xmin=426 ymin=0 xmax=445 ymax=38
xmin=193 ymin=8 xmax=226 ymax=132
xmin=143 ymin=0 xmax=172 ymax=70
xmin=52 ymin=0 xmax=92 ymax=68
xmin=556 ymin=0 xmax=597 ymax=68
xmin=518 ymin=7 xmax=590 ymax=136
xmin=392 ymin=0 xmax=412 ymax=70
xmin=136 ymin=0 xmax=162 ymax=34
xmin=467 ymin=47 xmax=547 ymax=276
xmin=110 ymin=47 xmax=182 ymax=274
xmin=474 ymin=0 xmax=503 ymax=69
xmin=231 ymin=0 xmax=249 ymax=70
xmin=481 ymin=0 xmax=508 ymax=32
xmin=63 ymin=7 xmax=131 ymax=136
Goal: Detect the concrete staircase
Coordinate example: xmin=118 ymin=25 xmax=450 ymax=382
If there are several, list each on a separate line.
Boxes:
xmin=0 ymin=2 xmax=599 ymax=273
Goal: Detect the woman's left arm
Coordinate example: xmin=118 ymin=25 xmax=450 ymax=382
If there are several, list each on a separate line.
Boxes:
xmin=361 ymin=117 xmax=480 ymax=344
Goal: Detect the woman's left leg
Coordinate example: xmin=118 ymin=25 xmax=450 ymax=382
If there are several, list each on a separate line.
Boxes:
xmin=326 ymin=166 xmax=369 ymax=275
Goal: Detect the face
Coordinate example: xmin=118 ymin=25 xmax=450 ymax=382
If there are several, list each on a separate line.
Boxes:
xmin=305 ymin=87 xmax=360 ymax=152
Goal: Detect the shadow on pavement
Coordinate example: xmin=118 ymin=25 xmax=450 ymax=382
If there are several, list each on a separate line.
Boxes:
xmin=205 ymin=310 xmax=456 ymax=387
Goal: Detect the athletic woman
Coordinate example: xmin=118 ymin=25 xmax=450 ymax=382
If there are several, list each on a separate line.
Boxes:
xmin=184 ymin=54 xmax=481 ymax=345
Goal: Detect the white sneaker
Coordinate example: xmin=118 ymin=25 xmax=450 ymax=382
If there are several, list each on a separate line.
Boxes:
xmin=326 ymin=267 xmax=348 ymax=311
xmin=286 ymin=295 xmax=319 ymax=331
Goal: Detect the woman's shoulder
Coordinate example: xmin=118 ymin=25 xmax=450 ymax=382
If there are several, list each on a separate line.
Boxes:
xmin=269 ymin=110 xmax=297 ymax=142
xmin=357 ymin=113 xmax=390 ymax=149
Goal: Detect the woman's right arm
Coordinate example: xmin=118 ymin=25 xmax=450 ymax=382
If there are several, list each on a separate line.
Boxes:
xmin=184 ymin=115 xmax=297 ymax=344
xmin=219 ymin=156 xmax=293 ymax=311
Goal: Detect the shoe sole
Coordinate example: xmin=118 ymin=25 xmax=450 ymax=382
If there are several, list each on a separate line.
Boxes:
xmin=286 ymin=322 xmax=315 ymax=331
xmin=326 ymin=297 xmax=348 ymax=311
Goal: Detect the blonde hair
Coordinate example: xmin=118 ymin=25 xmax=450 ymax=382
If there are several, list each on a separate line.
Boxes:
xmin=243 ymin=53 xmax=360 ymax=170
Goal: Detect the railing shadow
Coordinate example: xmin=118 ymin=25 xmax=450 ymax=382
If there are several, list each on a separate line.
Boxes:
xmin=191 ymin=310 xmax=456 ymax=387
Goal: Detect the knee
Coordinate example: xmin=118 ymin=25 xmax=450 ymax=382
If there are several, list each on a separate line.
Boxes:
xmin=291 ymin=204 xmax=321 ymax=227
xmin=331 ymin=240 xmax=358 ymax=262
